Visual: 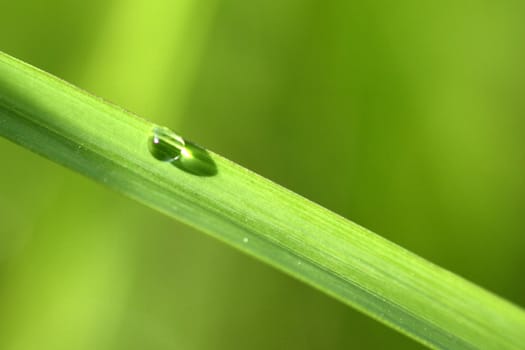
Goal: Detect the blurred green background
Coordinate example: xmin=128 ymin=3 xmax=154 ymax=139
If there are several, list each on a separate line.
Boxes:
xmin=1 ymin=1 xmax=524 ymax=349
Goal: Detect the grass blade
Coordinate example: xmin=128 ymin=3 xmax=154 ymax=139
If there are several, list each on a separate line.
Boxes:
xmin=1 ymin=51 xmax=524 ymax=349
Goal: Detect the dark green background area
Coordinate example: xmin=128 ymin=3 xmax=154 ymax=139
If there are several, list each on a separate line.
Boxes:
xmin=0 ymin=1 xmax=524 ymax=349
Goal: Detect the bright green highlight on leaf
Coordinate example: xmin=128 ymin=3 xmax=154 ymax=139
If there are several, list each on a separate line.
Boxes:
xmin=0 ymin=51 xmax=524 ymax=349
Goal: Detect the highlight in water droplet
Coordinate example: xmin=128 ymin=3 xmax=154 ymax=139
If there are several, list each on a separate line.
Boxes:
xmin=148 ymin=126 xmax=217 ymax=176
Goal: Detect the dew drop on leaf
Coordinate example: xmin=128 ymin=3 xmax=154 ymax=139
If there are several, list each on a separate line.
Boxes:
xmin=148 ymin=126 xmax=217 ymax=177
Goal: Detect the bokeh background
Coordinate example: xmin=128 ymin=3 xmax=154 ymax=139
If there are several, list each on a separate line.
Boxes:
xmin=1 ymin=1 xmax=524 ymax=349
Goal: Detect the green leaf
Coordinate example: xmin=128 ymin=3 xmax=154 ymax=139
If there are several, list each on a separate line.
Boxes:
xmin=1 ymin=51 xmax=524 ymax=349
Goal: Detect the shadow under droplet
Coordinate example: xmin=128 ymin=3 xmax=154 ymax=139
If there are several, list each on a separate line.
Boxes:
xmin=172 ymin=141 xmax=218 ymax=177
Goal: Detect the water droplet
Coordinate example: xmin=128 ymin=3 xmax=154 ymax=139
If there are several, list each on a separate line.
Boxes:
xmin=148 ymin=126 xmax=185 ymax=162
xmin=243 ymin=237 xmax=249 ymax=243
xmin=148 ymin=126 xmax=217 ymax=176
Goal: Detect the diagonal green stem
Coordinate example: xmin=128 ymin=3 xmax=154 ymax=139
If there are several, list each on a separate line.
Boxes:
xmin=1 ymin=51 xmax=524 ymax=349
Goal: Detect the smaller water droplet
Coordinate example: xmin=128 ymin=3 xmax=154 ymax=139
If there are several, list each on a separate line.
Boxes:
xmin=148 ymin=126 xmax=217 ymax=176
xmin=148 ymin=126 xmax=185 ymax=162
xmin=243 ymin=237 xmax=249 ymax=243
